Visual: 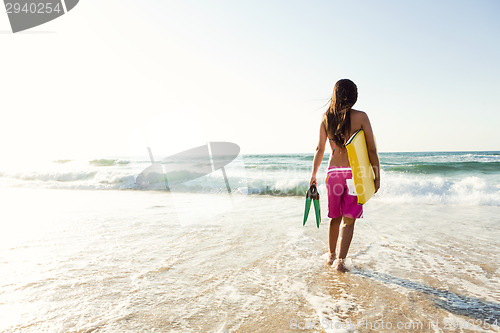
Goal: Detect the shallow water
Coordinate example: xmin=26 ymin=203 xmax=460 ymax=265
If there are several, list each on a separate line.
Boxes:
xmin=1 ymin=187 xmax=499 ymax=332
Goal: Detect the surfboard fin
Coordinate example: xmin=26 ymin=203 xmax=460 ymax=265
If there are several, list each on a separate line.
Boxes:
xmin=303 ymin=184 xmax=321 ymax=228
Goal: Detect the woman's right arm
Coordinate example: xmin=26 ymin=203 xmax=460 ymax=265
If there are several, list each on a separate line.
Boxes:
xmin=310 ymin=116 xmax=328 ymax=185
xmin=360 ymin=112 xmax=380 ymax=192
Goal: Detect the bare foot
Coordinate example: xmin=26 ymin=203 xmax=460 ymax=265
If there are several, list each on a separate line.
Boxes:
xmin=333 ymin=258 xmax=349 ymax=272
xmin=324 ymin=252 xmax=336 ymax=265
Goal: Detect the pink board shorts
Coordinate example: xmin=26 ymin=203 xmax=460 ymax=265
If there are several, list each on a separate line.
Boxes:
xmin=325 ymin=166 xmax=363 ymax=219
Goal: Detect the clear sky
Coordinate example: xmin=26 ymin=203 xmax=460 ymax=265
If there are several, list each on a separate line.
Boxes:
xmin=1 ymin=0 xmax=499 ymax=161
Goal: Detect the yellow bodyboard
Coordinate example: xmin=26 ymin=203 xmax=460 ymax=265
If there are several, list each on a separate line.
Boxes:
xmin=345 ymin=129 xmax=376 ymax=204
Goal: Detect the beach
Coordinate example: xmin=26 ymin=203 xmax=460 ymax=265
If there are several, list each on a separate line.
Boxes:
xmin=1 ymin=152 xmax=499 ymax=332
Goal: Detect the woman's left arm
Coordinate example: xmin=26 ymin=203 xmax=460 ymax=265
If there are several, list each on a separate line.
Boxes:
xmin=310 ymin=116 xmax=328 ymax=186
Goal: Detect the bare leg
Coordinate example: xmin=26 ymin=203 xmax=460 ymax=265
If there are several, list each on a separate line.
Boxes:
xmin=334 ymin=217 xmax=356 ymax=272
xmin=327 ymin=217 xmax=342 ymax=264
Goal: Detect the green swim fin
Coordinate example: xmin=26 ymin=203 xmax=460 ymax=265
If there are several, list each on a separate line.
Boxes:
xmin=303 ymin=184 xmax=320 ymax=227
xmin=303 ymin=197 xmax=312 ymax=226
xmin=313 ymin=198 xmax=321 ymax=228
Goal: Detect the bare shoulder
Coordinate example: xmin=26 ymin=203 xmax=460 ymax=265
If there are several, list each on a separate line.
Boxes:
xmin=351 ymin=109 xmax=368 ymax=120
xmin=350 ymin=109 xmax=370 ymax=131
xmin=321 ymin=112 xmax=328 ymax=122
xmin=321 ymin=112 xmax=328 ymax=127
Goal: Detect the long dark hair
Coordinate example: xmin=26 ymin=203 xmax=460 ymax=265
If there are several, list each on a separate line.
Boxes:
xmin=326 ymin=79 xmax=358 ymax=148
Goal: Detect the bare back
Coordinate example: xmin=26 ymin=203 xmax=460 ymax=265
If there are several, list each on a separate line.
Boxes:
xmin=322 ymin=109 xmax=365 ymax=167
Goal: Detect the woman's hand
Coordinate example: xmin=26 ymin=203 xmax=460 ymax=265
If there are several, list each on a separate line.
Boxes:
xmin=374 ymin=178 xmax=380 ymax=193
xmin=309 ymin=175 xmax=317 ymax=186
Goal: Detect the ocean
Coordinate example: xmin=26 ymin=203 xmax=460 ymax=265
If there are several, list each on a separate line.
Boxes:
xmin=1 ymin=151 xmax=499 ymax=332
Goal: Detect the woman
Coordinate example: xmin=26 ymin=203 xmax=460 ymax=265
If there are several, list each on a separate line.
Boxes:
xmin=310 ymin=79 xmax=380 ymax=272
